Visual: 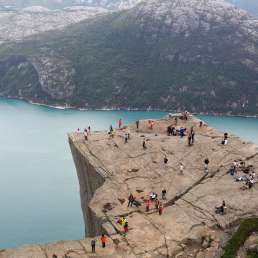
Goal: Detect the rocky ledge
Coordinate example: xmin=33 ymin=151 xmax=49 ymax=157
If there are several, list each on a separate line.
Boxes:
xmin=1 ymin=114 xmax=258 ymax=257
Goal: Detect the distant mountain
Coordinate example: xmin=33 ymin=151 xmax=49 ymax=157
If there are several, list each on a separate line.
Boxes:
xmin=228 ymin=0 xmax=258 ymax=16
xmin=0 ymin=0 xmax=141 ymax=10
xmin=0 ymin=6 xmax=108 ymax=44
xmin=0 ymin=0 xmax=258 ymax=115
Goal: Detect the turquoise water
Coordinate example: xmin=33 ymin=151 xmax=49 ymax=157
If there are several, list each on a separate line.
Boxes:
xmin=0 ymin=98 xmax=258 ymax=249
xmin=0 ymin=98 xmax=166 ymax=248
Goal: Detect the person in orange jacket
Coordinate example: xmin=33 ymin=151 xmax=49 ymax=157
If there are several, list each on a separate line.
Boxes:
xmin=100 ymin=234 xmax=107 ymax=248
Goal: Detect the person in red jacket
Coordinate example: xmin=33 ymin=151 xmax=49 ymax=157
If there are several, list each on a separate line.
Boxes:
xmin=118 ymin=118 xmax=122 ymax=129
xmin=100 ymin=234 xmax=107 ymax=248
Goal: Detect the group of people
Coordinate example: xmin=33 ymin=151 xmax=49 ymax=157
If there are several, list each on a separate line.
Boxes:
xmin=52 ymin=234 xmax=107 ymax=257
xmin=215 ymin=200 xmax=226 ymax=215
xmin=83 ymin=126 xmax=91 ymax=141
xmin=145 ymin=194 xmax=164 ymax=215
xmin=90 ymin=234 xmax=107 ymax=253
xmin=231 ymin=160 xmax=257 ymax=189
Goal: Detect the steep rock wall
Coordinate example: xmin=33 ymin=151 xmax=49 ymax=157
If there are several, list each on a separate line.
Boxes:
xmin=69 ymin=135 xmax=106 ymax=237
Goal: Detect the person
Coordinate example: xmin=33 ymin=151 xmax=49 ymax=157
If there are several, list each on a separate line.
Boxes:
xmin=52 ymin=255 xmax=57 ymax=258
xmin=128 ymin=193 xmax=134 ymax=207
xmin=76 ymin=128 xmax=80 ymax=133
xmin=100 ymin=234 xmax=107 ymax=248
xmin=118 ymin=119 xmax=122 ymax=129
xmin=109 ymin=125 xmax=113 ymax=132
xmin=84 ymin=129 xmax=88 ymax=141
xmin=162 ymin=189 xmax=167 ymax=200
xmin=143 ymin=139 xmax=147 ymax=149
xmin=180 ymin=163 xmax=184 ymax=174
xmin=124 ymin=221 xmax=129 ymax=234
xmin=88 ymin=126 xmax=91 ymax=134
xmin=188 ymin=133 xmax=192 ymax=146
xmin=179 ymin=127 xmax=185 ymax=137
xmin=91 ymin=239 xmax=96 ymax=253
xmin=145 ymin=199 xmax=150 ymax=212
xmin=167 ymin=126 xmax=172 ymax=136
xmin=216 ymin=200 xmax=226 ymax=215
xmin=222 ymin=132 xmax=228 ymax=145
xmin=155 ymin=199 xmax=160 ymax=210
xmin=204 ymin=158 xmax=209 ymax=173
xmin=150 ymin=120 xmax=154 ymax=130
xmin=136 ymin=120 xmax=139 ymax=129
xmin=124 ymin=133 xmax=128 ymax=144
xmin=148 ymin=120 xmax=152 ymax=129
xmin=164 ymin=156 xmax=168 ymax=164
xmin=191 ymin=130 xmax=195 ymax=144
xmin=158 ymin=202 xmax=163 ymax=215
xmin=150 ymin=192 xmax=158 ymax=201
xmin=199 ymin=121 xmax=203 ymax=127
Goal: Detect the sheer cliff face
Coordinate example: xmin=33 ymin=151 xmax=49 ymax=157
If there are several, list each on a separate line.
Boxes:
xmin=69 ymin=136 xmax=106 ymax=236
xmin=1 ymin=0 xmax=258 ymax=114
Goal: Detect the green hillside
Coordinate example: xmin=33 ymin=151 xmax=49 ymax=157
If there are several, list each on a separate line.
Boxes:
xmin=0 ymin=0 xmax=258 ymax=114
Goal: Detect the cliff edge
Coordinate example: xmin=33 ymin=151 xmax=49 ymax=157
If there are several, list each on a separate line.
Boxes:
xmin=67 ymin=114 xmax=258 ymax=257
xmin=1 ymin=114 xmax=258 ymax=257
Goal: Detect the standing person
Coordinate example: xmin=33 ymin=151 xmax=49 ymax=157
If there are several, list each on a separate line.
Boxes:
xmin=136 ymin=120 xmax=139 ymax=129
xmin=155 ymin=199 xmax=160 ymax=210
xmin=188 ymin=133 xmax=192 ymax=146
xmin=124 ymin=221 xmax=129 ymax=234
xmin=180 ymin=163 xmax=184 ymax=175
xmin=128 ymin=193 xmax=134 ymax=207
xmin=158 ymin=202 xmax=163 ymax=215
xmin=88 ymin=126 xmax=91 ymax=134
xmin=204 ymin=158 xmax=209 ymax=173
xmin=118 ymin=118 xmax=122 ymax=129
xmin=162 ymin=189 xmax=167 ymax=200
xmin=191 ymin=130 xmax=195 ymax=144
xmin=145 ymin=199 xmax=150 ymax=212
xmin=100 ymin=234 xmax=107 ymax=248
xmin=91 ymin=239 xmax=96 ymax=253
xmin=84 ymin=129 xmax=88 ymax=141
xmin=124 ymin=133 xmax=128 ymax=144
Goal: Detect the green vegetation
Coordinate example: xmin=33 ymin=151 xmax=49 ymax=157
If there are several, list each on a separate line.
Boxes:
xmin=247 ymin=251 xmax=258 ymax=258
xmin=222 ymin=218 xmax=258 ymax=258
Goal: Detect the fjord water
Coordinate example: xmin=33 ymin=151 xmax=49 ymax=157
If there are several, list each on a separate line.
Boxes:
xmin=0 ymin=98 xmax=258 ymax=248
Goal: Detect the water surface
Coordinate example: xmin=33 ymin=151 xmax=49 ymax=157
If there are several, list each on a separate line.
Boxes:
xmin=0 ymin=98 xmax=258 ymax=248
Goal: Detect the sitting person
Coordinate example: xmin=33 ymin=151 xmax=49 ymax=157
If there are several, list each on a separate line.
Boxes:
xmin=215 ymin=200 xmax=226 ymax=215
xmin=221 ymin=133 xmax=228 ymax=145
xmin=150 ymin=192 xmax=158 ymax=201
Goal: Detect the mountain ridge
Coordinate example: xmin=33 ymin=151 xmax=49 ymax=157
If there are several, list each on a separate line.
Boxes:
xmin=0 ymin=0 xmax=258 ymax=115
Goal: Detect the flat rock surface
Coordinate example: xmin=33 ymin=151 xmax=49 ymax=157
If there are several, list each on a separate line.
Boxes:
xmin=68 ymin=114 xmax=258 ymax=257
xmin=2 ymin=114 xmax=258 ymax=257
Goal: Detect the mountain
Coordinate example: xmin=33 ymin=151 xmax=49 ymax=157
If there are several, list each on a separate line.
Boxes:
xmin=0 ymin=0 xmax=142 ymax=10
xmin=228 ymin=0 xmax=258 ymax=17
xmin=1 ymin=0 xmax=258 ymax=115
xmin=0 ymin=6 xmax=108 ymax=44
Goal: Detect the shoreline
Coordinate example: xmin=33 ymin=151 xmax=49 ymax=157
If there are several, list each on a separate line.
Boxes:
xmin=1 ymin=95 xmax=258 ymax=118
